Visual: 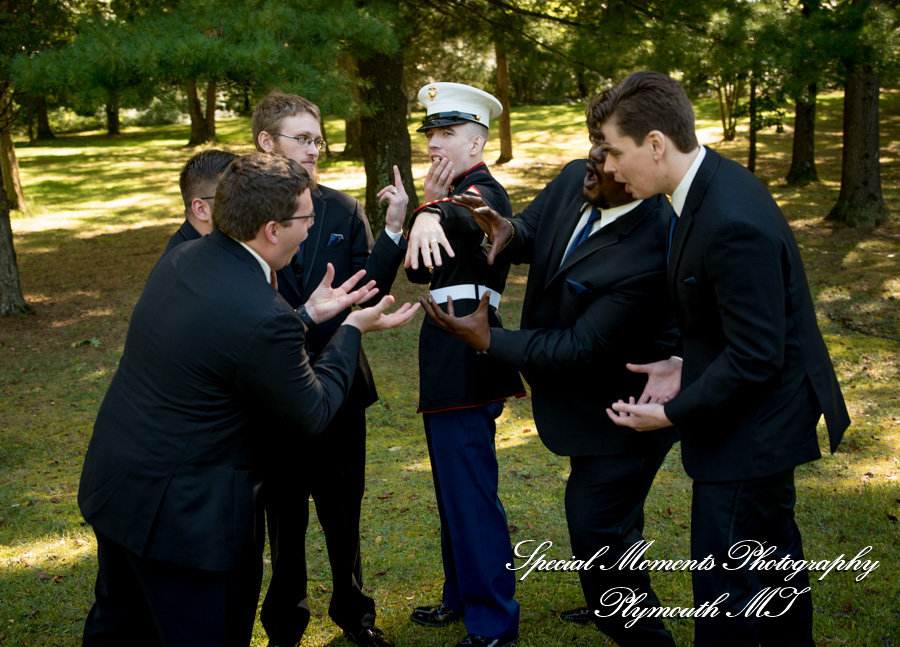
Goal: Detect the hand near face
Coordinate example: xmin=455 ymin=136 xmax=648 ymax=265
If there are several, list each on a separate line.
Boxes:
xmin=418 ymin=292 xmax=491 ymax=351
xmin=376 ymin=165 xmax=409 ymax=234
xmin=303 ymin=264 xmax=376 ymax=325
xmin=423 ymin=156 xmax=454 ymax=203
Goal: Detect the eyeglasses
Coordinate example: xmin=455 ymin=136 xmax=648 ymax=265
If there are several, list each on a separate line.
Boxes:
xmin=200 ymin=196 xmax=215 ymax=201
xmin=273 ymin=133 xmax=327 ymax=152
xmin=281 ymin=213 xmax=316 ymax=226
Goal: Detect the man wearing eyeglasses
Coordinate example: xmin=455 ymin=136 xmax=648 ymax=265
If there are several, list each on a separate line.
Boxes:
xmin=79 ymin=153 xmax=418 ymax=647
xmin=251 ymin=92 xmax=406 ymax=647
xmin=162 ymin=149 xmax=237 ymax=257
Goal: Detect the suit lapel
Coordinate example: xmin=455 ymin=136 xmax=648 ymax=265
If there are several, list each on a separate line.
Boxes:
xmin=300 ymin=187 xmax=329 ymax=294
xmin=547 ymin=198 xmax=654 ymax=289
xmin=546 ymin=194 xmax=589 ymax=276
xmin=667 ymin=148 xmax=718 ymax=289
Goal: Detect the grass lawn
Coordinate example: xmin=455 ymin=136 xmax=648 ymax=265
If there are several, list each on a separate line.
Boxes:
xmin=1 ymin=92 xmax=899 ymax=646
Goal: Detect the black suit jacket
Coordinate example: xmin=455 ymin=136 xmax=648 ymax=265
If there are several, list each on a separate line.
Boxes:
xmin=277 ymin=184 xmax=405 ymax=409
xmin=79 ymin=230 xmax=361 ymax=572
xmin=162 ymin=219 xmax=201 ymax=256
xmin=487 ymin=160 xmax=679 ymax=456
xmin=665 ymin=148 xmax=850 ymax=481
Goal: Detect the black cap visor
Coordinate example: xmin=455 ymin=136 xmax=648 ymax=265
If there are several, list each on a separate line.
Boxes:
xmin=417 ymin=111 xmax=482 ymax=132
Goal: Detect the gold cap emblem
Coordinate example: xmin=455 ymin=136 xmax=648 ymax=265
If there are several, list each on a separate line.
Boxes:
xmin=428 ymin=86 xmax=438 ymax=101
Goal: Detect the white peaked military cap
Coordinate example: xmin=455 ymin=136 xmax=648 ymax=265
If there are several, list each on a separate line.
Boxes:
xmin=416 ymin=82 xmax=503 ymax=132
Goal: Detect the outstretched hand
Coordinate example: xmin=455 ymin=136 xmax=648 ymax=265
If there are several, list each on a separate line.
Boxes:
xmin=418 ymin=291 xmax=491 ymax=351
xmin=627 ymin=358 xmax=682 ymax=404
xmin=344 ymin=295 xmax=421 ymax=333
xmin=303 ymin=264 xmax=376 ymax=325
xmin=405 ymin=210 xmax=455 ymax=271
xmin=452 ymin=194 xmax=512 ymax=265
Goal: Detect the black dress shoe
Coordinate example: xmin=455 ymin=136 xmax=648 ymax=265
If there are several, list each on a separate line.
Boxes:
xmin=346 ymin=626 xmax=393 ymax=647
xmin=557 ymin=606 xmax=594 ymax=625
xmin=455 ymin=633 xmax=519 ymax=647
xmin=410 ymin=603 xmax=462 ymax=627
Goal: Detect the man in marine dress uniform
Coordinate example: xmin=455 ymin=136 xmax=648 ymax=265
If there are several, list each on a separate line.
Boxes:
xmin=401 ymin=82 xmax=525 ymax=647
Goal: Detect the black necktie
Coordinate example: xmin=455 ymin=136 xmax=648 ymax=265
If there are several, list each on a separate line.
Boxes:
xmin=667 ymin=211 xmax=679 ymax=264
xmin=565 ymin=208 xmax=602 ymax=261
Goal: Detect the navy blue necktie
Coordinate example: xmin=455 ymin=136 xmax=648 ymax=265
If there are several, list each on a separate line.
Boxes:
xmin=666 ymin=211 xmax=679 ymax=264
xmin=565 ymin=208 xmax=601 ymax=261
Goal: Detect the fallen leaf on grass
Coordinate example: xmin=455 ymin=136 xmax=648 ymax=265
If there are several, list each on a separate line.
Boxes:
xmin=377 ymin=492 xmax=394 ymax=500
xmin=374 ymin=570 xmax=388 ymax=577
xmin=36 ymin=572 xmax=52 ymax=581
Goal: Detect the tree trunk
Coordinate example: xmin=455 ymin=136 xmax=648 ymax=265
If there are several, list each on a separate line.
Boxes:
xmin=0 ymin=85 xmax=28 ymax=315
xmin=747 ymin=74 xmax=757 ymax=174
xmin=786 ymin=84 xmax=819 ymax=186
xmin=826 ymin=67 xmax=889 ymax=227
xmin=1 ymin=86 xmax=25 ymax=212
xmin=1 ymin=130 xmax=25 ymax=212
xmin=319 ymin=114 xmax=331 ymax=158
xmin=35 ymin=95 xmax=55 ymax=140
xmin=0 ymin=162 xmax=30 ymax=316
xmin=494 ymin=39 xmax=513 ymax=165
xmin=205 ymin=79 xmax=217 ymax=142
xmin=358 ymin=49 xmax=417 ymax=232
xmin=105 ymin=91 xmax=120 ymax=136
xmin=186 ymin=78 xmax=210 ymax=146
xmin=344 ymin=116 xmax=362 ymax=159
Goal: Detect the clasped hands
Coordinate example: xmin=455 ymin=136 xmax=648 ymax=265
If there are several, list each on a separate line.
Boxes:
xmin=302 ymin=263 xmax=419 ymax=334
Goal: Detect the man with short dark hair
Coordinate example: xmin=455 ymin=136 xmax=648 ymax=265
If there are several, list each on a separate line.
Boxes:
xmin=401 ymin=82 xmax=525 ymax=647
xmin=599 ymin=71 xmax=850 ymax=646
xmin=415 ymin=91 xmax=679 ymax=646
xmin=79 ymin=153 xmax=418 ymax=647
xmin=163 ymin=149 xmax=237 ymax=255
xmin=252 ymin=91 xmax=406 ymax=647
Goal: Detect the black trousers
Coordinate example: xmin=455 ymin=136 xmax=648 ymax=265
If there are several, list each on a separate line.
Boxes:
xmin=261 ymin=404 xmax=375 ymax=645
xmin=565 ymin=447 xmax=676 ymax=647
xmin=82 ymin=529 xmax=263 ymax=647
xmin=691 ymin=468 xmax=815 ymax=647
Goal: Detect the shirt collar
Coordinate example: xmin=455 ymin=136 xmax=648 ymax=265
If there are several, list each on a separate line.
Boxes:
xmin=671 ymin=145 xmax=706 ymax=217
xmin=581 ymin=199 xmax=644 ymax=229
xmin=233 ymin=238 xmax=272 ymax=281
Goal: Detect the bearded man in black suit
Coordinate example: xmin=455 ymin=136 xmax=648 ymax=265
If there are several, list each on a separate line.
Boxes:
xmin=598 ymin=71 xmax=850 ymax=647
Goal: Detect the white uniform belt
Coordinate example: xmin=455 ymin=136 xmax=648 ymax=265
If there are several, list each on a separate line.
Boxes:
xmin=430 ymin=284 xmax=501 ymax=309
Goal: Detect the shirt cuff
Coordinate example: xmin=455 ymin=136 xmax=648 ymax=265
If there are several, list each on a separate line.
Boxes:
xmin=384 ymin=227 xmax=403 ymax=244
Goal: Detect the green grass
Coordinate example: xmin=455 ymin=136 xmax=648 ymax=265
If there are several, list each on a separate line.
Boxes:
xmin=1 ymin=94 xmax=899 ymax=646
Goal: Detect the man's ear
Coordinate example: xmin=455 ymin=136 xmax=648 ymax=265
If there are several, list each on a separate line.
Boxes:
xmin=263 ymin=220 xmax=279 ymax=245
xmin=647 ymin=130 xmax=666 ymax=161
xmin=258 ymin=131 xmax=276 ymax=153
xmin=191 ymin=197 xmax=212 ymax=223
xmin=469 ymin=134 xmax=485 ymax=157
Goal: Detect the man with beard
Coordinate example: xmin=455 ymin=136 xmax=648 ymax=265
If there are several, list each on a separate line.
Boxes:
xmin=251 ymin=92 xmax=407 ymax=647
xmin=411 ymin=92 xmax=680 ymax=646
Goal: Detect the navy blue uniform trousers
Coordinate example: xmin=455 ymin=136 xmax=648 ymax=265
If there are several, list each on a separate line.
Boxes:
xmin=423 ymin=401 xmax=519 ymax=640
